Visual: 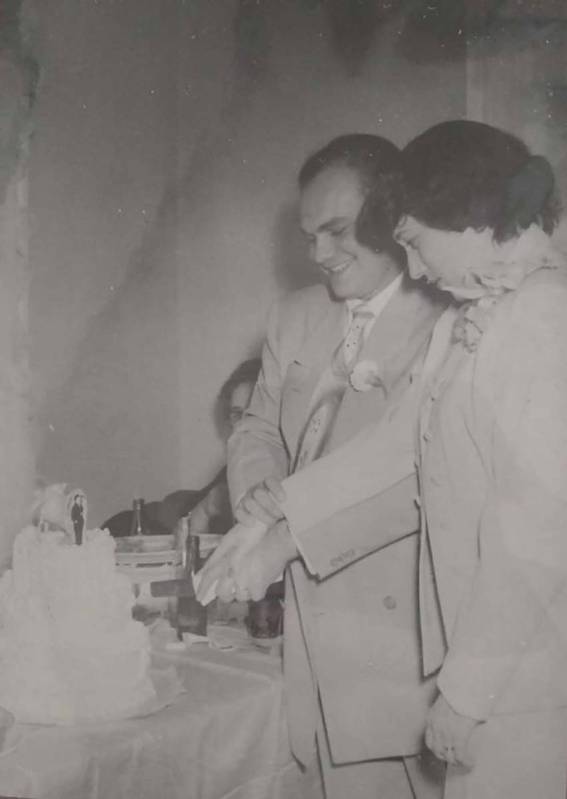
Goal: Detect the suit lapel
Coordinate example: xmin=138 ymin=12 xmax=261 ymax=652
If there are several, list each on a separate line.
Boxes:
xmin=328 ymin=278 xmax=446 ymax=450
xmin=279 ymin=299 xmax=344 ymax=460
xmin=360 ymin=277 xmax=444 ymax=389
xmin=294 ymin=299 xmax=345 ymax=374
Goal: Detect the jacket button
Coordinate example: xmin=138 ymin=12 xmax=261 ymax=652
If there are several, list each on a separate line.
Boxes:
xmin=383 ymin=595 xmax=397 ymax=610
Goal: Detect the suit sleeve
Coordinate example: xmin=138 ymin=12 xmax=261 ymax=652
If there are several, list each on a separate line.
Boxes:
xmin=288 ymin=475 xmax=419 ymax=578
xmin=438 ymin=279 xmax=567 ymax=720
xmin=280 ymin=373 xmax=421 ymax=577
xmin=227 ymin=300 xmax=291 ymax=507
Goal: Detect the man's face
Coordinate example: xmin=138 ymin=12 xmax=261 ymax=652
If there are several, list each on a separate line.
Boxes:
xmin=299 ymin=165 xmax=398 ymax=301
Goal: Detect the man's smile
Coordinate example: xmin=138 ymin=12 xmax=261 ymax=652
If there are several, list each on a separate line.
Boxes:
xmin=321 ymin=259 xmax=352 ymax=276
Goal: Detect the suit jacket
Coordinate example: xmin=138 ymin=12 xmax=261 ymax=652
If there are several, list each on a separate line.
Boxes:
xmin=228 ymin=276 xmax=446 ymax=765
xmin=418 ymin=263 xmax=567 ymax=722
xmin=276 ymin=262 xmax=567 ymax=726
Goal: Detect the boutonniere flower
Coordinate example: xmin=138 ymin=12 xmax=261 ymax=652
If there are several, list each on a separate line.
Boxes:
xmin=451 ymin=226 xmax=560 ymax=353
xmin=349 ymin=360 xmax=383 ymax=392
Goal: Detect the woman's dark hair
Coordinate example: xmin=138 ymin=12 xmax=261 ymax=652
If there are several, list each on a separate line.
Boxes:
xmin=402 ymin=120 xmax=560 ymax=243
xmin=299 ymin=134 xmax=405 ymax=258
xmin=215 ymin=358 xmax=262 ymax=436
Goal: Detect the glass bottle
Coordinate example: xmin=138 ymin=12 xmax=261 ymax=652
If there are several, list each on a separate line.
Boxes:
xmin=176 ymin=532 xmax=207 ymax=638
xmin=129 ymin=497 xmax=150 ymax=537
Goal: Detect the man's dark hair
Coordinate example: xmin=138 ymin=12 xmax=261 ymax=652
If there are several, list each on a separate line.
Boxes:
xmin=219 ymin=358 xmax=262 ymax=406
xmin=215 ymin=358 xmax=262 ymax=436
xmin=402 ymin=120 xmax=560 ymax=243
xmin=298 ymin=134 xmax=405 ymax=256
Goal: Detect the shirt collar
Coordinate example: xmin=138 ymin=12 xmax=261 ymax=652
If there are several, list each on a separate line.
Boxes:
xmin=346 ymin=272 xmax=403 ymax=320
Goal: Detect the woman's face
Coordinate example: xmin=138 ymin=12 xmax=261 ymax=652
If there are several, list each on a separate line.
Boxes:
xmin=227 ymin=381 xmax=255 ymax=435
xmin=394 ymin=215 xmax=496 ymax=300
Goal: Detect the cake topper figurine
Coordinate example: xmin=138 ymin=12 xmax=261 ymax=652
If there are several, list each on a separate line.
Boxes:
xmin=31 ymin=483 xmax=88 ymax=545
xmin=70 ymin=493 xmax=86 ymax=545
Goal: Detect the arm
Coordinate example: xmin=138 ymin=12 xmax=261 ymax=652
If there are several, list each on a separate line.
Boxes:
xmin=201 ymin=348 xmax=422 ymax=597
xmin=438 ymin=277 xmax=567 ymax=720
xmin=227 ymin=299 xmax=291 ymax=507
xmin=276 ymin=306 xmax=458 ymax=572
xmin=279 ymin=374 xmax=421 ymax=576
xmin=223 ymin=298 xmax=448 ymax=584
xmin=289 ymin=474 xmax=419 ymax=579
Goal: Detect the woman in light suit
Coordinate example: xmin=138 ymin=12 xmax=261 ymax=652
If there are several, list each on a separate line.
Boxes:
xmin=394 ymin=120 xmax=567 ymax=798
xmin=199 ymin=120 xmax=567 ymax=797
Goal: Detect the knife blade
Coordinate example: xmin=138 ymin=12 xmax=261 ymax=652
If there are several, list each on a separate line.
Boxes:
xmin=150 ymin=571 xmax=217 ymax=605
xmin=149 ymin=578 xmax=194 ymax=598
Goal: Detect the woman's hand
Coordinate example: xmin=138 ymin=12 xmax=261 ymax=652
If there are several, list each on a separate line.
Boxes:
xmin=195 ymin=520 xmax=269 ymax=604
xmin=235 ymin=477 xmax=286 ymax=527
xmin=425 ymin=694 xmax=480 ymax=769
xmin=220 ymin=521 xmax=297 ymax=602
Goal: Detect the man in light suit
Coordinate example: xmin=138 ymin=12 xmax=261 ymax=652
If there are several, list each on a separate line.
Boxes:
xmin=199 ymin=135 xmax=446 ymax=799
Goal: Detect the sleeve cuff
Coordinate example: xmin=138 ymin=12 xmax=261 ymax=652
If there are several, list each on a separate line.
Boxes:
xmin=288 ymin=523 xmax=318 ymax=575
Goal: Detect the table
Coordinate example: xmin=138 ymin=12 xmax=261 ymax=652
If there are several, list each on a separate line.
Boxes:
xmin=0 ymin=644 xmax=321 ymax=799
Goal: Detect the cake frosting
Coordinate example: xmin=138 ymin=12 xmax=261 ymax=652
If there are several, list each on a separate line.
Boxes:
xmin=0 ymin=486 xmax=156 ymax=724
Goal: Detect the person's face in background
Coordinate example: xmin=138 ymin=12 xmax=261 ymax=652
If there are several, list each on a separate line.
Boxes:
xmin=299 ymin=165 xmax=401 ymax=301
xmin=226 ymin=380 xmax=255 ymax=438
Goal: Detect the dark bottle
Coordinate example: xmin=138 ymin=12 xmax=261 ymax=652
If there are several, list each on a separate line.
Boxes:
xmin=129 ymin=498 xmax=151 ymax=537
xmin=176 ymin=533 xmax=207 ymax=638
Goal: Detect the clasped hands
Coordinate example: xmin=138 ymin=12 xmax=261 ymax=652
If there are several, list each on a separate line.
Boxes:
xmin=195 ymin=478 xmax=297 ymax=604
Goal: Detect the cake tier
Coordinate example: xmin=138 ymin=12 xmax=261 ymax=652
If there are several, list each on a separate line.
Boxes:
xmin=0 ymin=526 xmax=156 ymax=723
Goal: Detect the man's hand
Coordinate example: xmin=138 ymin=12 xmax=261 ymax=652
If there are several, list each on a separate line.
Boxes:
xmin=235 ymin=477 xmax=286 ymax=527
xmin=425 ymin=693 xmax=481 ymax=769
xmin=195 ymin=520 xmax=268 ymax=604
xmin=218 ymin=521 xmax=298 ymax=602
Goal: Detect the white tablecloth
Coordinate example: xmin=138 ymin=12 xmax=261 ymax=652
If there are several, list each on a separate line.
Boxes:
xmin=0 ymin=645 xmax=320 ymax=799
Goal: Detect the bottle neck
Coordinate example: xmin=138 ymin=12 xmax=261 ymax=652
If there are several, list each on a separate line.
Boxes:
xmin=130 ymin=498 xmax=148 ymax=536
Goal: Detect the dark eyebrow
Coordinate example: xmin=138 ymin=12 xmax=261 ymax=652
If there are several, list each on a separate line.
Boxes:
xmin=319 ymin=216 xmax=351 ymax=232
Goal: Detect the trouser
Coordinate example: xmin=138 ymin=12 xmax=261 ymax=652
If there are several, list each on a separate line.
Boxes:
xmin=313 ymin=707 xmax=445 ymax=799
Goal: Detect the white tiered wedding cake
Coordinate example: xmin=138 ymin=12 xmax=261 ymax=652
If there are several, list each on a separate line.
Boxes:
xmin=0 ymin=485 xmax=157 ymax=724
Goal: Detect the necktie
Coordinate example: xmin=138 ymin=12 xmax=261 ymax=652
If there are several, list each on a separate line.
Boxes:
xmin=332 ymin=307 xmax=374 ymax=379
xmin=294 ymin=306 xmax=374 ymax=470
